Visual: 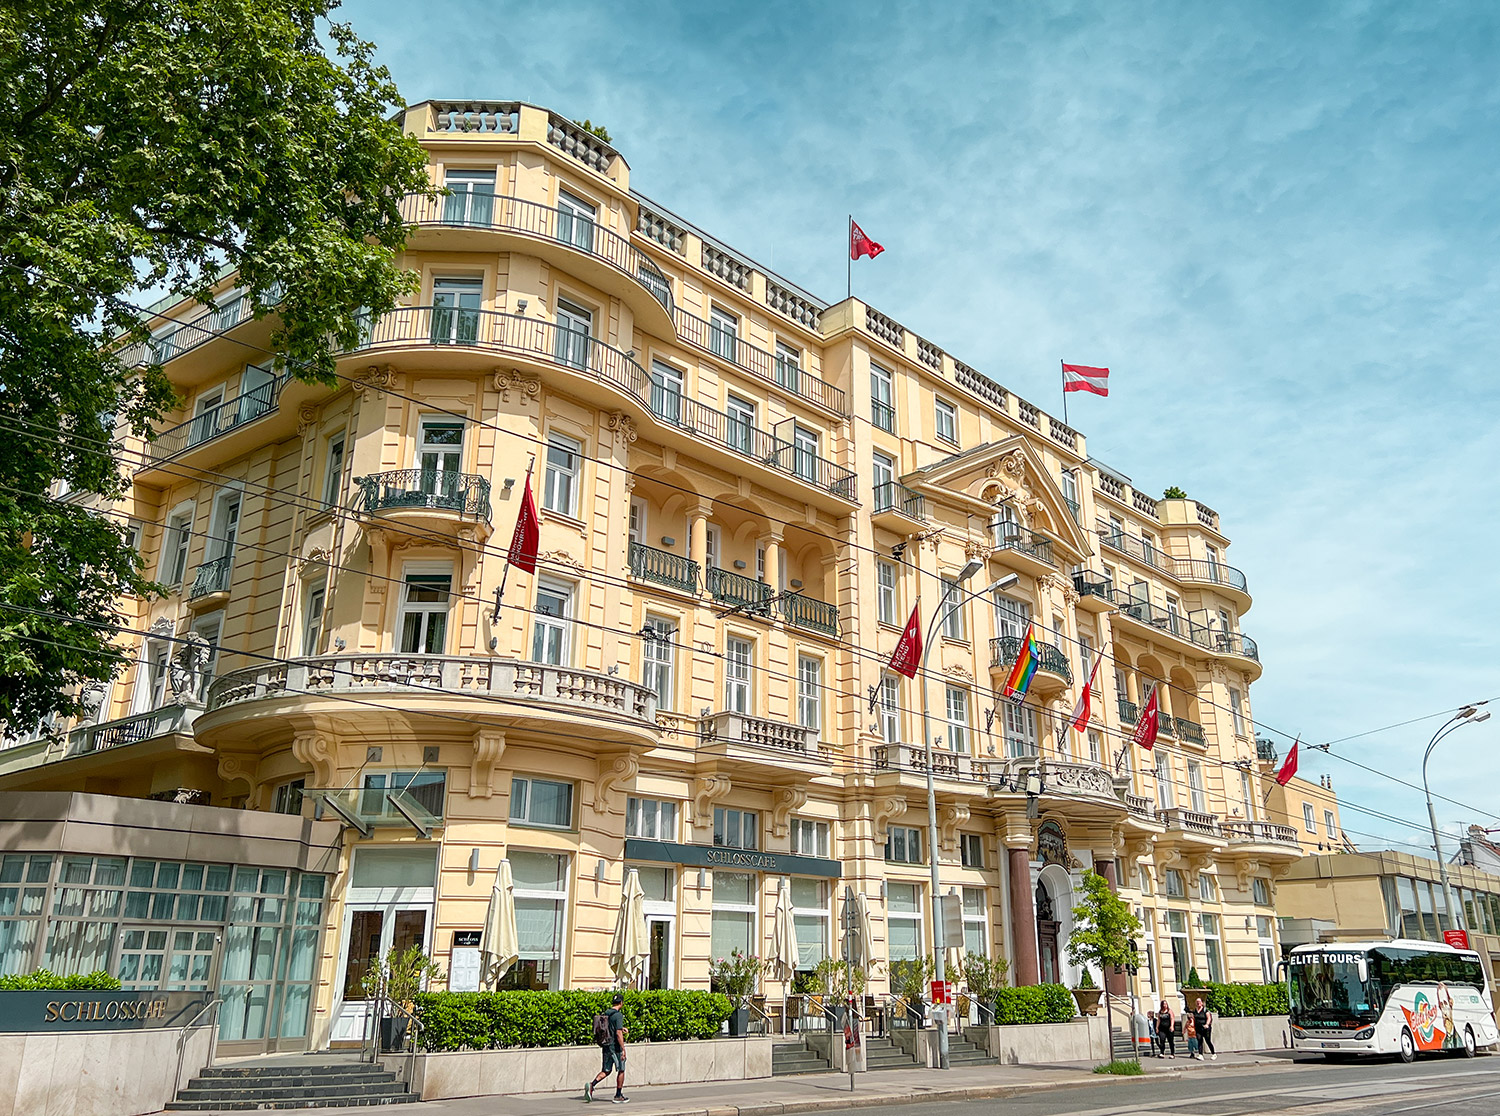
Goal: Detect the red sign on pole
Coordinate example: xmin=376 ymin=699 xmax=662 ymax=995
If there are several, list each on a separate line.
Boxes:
xmin=929 ymin=980 xmax=950 ymax=1005
xmin=1443 ymin=929 xmax=1470 ymax=950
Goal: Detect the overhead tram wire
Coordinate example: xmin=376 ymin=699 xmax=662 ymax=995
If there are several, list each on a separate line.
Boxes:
xmin=18 ymin=271 xmax=1500 ymax=824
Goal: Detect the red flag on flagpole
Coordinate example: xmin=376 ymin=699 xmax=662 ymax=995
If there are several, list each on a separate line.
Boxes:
xmin=1069 ymin=650 xmax=1103 ymax=733
xmin=888 ymin=604 xmax=922 ymax=679
xmin=850 ymin=220 xmax=885 ymax=261
xmin=1062 ymin=363 xmax=1110 ymax=396
xmin=508 ymin=473 xmax=540 ymax=573
xmin=1132 ymin=686 xmax=1160 ymax=751
xmin=1275 ymin=738 xmax=1300 ymax=786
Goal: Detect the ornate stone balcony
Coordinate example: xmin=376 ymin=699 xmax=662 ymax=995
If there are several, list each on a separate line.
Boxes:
xmin=355 ymin=469 xmax=492 ymax=522
xmin=69 ymin=704 xmax=199 ymax=757
xmin=1222 ymin=820 xmax=1300 ymax=848
xmin=871 ymin=741 xmax=970 ymax=782
xmin=1157 ymin=806 xmax=1222 ymax=839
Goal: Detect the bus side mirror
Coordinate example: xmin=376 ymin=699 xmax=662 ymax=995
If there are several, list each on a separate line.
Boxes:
xmin=1358 ymin=958 xmax=1369 ymax=982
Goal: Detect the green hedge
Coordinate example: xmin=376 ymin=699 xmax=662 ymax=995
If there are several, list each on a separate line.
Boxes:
xmin=990 ymin=983 xmax=1078 ymax=1025
xmin=412 ymin=990 xmax=733 ymax=1051
xmin=0 ymin=969 xmax=121 ymax=990
xmin=1204 ymin=981 xmax=1288 ymax=1017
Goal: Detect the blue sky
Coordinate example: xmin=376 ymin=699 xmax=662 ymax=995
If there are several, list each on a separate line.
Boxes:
xmin=347 ymin=0 xmax=1500 ymax=855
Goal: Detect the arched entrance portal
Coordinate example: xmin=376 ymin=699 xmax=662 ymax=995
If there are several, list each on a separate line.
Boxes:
xmin=1035 ymin=878 xmax=1061 ymax=985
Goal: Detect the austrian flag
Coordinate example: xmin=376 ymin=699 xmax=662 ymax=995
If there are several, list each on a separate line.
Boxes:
xmin=1062 ymin=363 xmax=1110 ymax=397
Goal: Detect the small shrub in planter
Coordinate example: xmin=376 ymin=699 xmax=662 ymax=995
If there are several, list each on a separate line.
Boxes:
xmin=0 ymin=969 xmax=121 ymax=990
xmin=991 ymin=984 xmax=1077 ymax=1025
xmin=412 ymin=990 xmax=732 ymax=1051
xmin=1204 ymin=981 xmax=1289 ymax=1017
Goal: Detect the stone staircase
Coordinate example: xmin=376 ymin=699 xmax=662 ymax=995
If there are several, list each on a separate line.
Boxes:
xmin=771 ymin=1039 xmax=832 ymax=1076
xmin=167 ymin=1059 xmax=418 ymax=1110
xmin=864 ymin=1034 xmax=923 ymax=1070
xmin=942 ymin=1034 xmax=993 ymax=1066
xmin=1112 ymin=1027 xmax=1138 ymax=1060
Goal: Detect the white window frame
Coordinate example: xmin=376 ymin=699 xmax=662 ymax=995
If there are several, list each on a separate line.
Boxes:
xmin=876 ymin=559 xmax=899 ymax=625
xmin=710 ymin=871 xmax=757 ymax=960
xmin=531 ymin=580 xmax=574 ymax=666
xmin=1186 ymin=761 xmax=1207 ymax=813
xmin=628 ymin=498 xmax=647 ymax=546
xmin=961 ymin=887 xmax=987 ymax=957
xmin=322 ymin=431 xmax=346 ymax=509
xmin=396 ymin=566 xmax=452 ymax=655
xmin=1229 ymin=688 xmax=1246 ymax=735
xmin=510 ymin=776 xmax=575 ymax=830
xmin=934 ymin=397 xmax=958 ymax=444
xmin=709 ymin=305 xmax=739 ymax=362
xmin=1324 ymin=809 xmax=1337 ymax=838
xmin=1253 ymin=878 xmax=1272 ymax=906
xmin=790 ymin=819 xmax=829 ymax=858
xmin=774 ymin=341 xmax=801 ymax=390
xmin=1155 ymin=754 xmax=1175 ymax=810
xmin=940 ymin=578 xmax=967 ymax=640
xmin=870 ymin=363 xmax=895 ymax=431
xmin=885 ymin=825 xmax=923 ymax=864
xmin=161 ymin=502 xmax=196 ymax=588
xmin=1202 ymin=913 xmax=1224 ymax=983
xmin=796 ymin=654 xmax=822 ymax=732
xmin=301 ymin=580 xmax=326 ymax=658
xmin=872 ymin=452 xmax=895 ymax=510
xmin=641 ymin=615 xmax=675 ymax=711
xmin=1198 ymin=873 xmax=1217 ymax=902
xmin=886 ymin=882 xmax=923 ymax=962
xmin=626 ymin=796 xmax=678 ymax=841
xmin=1164 ymin=869 xmax=1186 ymax=900
xmin=1003 ymin=701 xmax=1037 ymax=759
xmin=1087 ymin=729 xmax=1103 ymax=765
xmin=543 ymin=430 xmax=583 ymax=517
xmin=945 ymin=685 xmax=971 ymax=753
xmin=713 ymin=807 xmax=758 ymax=850
xmin=724 ymin=636 xmax=753 ymax=713
xmin=510 ymin=850 xmax=570 ymax=990
xmin=789 ymin=877 xmax=828 ymax=970
xmin=878 ymin=674 xmax=902 ymax=743
xmin=960 ymin=833 xmax=984 ymax=869
xmin=1303 ymin=803 xmax=1317 ymax=833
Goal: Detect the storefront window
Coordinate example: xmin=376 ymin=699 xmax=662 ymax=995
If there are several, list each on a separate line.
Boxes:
xmin=1166 ymin=910 xmax=1190 ymax=983
xmin=1201 ymin=914 xmax=1223 ymax=983
xmin=503 ymin=851 xmax=568 ymax=991
xmin=887 ymin=883 xmax=922 ymax=962
xmin=962 ymin=887 xmax=987 ymax=957
xmin=711 ymin=871 xmax=756 ymax=959
xmin=790 ymin=878 xmax=827 ymax=970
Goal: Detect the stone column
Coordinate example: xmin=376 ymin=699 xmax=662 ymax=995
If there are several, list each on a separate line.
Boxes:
xmin=1007 ymin=844 xmax=1040 ymax=986
xmin=688 ymin=504 xmax=710 ymax=580
xmin=762 ymin=531 xmax=782 ymax=592
xmin=1096 ymin=858 xmax=1130 ymax=995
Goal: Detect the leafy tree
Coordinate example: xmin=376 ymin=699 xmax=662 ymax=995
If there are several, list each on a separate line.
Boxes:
xmin=1162 ymin=486 xmax=1189 ymax=500
xmin=1065 ymin=870 xmax=1142 ymax=980
xmin=0 ymin=0 xmax=430 ymax=728
xmin=572 ymin=118 xmax=612 ymax=143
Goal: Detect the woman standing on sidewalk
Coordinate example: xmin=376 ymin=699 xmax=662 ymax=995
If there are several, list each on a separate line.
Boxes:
xmin=1155 ymin=1000 xmax=1176 ymax=1058
xmin=1192 ymin=997 xmax=1217 ymax=1061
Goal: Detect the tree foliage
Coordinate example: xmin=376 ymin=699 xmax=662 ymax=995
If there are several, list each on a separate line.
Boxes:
xmin=0 ymin=0 xmax=430 ymax=727
xmin=1065 ymin=870 xmax=1142 ymax=976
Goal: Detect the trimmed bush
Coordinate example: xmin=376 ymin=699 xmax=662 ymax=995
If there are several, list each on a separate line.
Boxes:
xmin=1204 ymin=981 xmax=1288 ymax=1017
xmin=412 ymin=990 xmax=733 ymax=1051
xmin=990 ymin=983 xmax=1077 ymax=1025
xmin=0 ymin=969 xmax=121 ymax=990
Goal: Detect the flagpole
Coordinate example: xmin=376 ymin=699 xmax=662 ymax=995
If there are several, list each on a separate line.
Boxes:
xmin=1060 ymin=360 xmax=1068 ymax=427
xmin=847 ymin=215 xmax=852 ymax=302
xmin=491 ymin=455 xmax=535 ymax=623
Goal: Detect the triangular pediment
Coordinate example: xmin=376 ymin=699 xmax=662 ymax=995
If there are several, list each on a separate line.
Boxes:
xmin=905 ymin=437 xmax=1093 ymax=558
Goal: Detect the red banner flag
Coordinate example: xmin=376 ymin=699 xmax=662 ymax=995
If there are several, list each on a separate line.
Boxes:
xmin=1069 ymin=650 xmax=1102 ymax=732
xmin=1275 ymin=738 xmax=1300 ymax=786
xmin=1132 ymin=685 xmax=1160 ymax=751
xmin=1062 ymin=363 xmax=1110 ymax=397
xmin=888 ymin=605 xmax=922 ymax=678
xmin=508 ymin=473 xmax=540 ymax=573
xmin=850 ymin=220 xmax=885 ymax=261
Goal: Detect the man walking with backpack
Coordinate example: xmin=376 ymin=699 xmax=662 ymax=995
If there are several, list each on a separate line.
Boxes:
xmin=586 ymin=992 xmax=629 ymax=1103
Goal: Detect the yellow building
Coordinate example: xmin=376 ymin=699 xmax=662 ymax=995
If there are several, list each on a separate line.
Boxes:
xmin=0 ymin=100 xmax=1310 ymax=1054
xmin=1257 ymin=739 xmax=1357 ymax=855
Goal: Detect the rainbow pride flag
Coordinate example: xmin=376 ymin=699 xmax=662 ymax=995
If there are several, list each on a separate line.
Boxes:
xmin=1003 ymin=622 xmax=1041 ymax=704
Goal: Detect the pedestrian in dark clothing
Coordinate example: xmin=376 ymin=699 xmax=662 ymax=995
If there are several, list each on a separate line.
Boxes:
xmin=1147 ymin=1010 xmax=1162 ymax=1056
xmin=1156 ymin=1000 xmax=1176 ymax=1057
xmin=586 ymin=992 xmax=629 ymax=1104
xmin=1193 ymin=997 xmax=1217 ymax=1060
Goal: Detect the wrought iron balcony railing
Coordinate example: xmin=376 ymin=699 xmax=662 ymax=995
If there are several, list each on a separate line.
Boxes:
xmin=1176 ymin=717 xmax=1207 ymax=745
xmin=400 ymin=192 xmax=674 ymax=316
xmin=146 ymin=367 xmax=288 ymax=467
xmin=873 ymin=481 xmax=925 ymax=520
xmin=1118 ymin=698 xmax=1138 ymax=725
xmin=355 ymin=469 xmax=491 ymax=521
xmin=629 ymin=542 xmax=699 ymax=594
xmin=989 ymin=636 xmax=1073 ymax=685
xmin=780 ymin=592 xmax=839 ymax=636
xmin=706 ymin=567 xmax=773 ymax=613
xmin=1072 ymin=569 xmax=1113 ymax=602
xmin=1096 ymin=519 xmax=1249 ymax=595
xmin=673 ymin=305 xmax=846 ymax=414
xmin=992 ymin=531 xmax=1054 ymax=566
xmin=189 ymin=555 xmax=233 ymax=600
xmin=871 ymin=398 xmax=895 ymax=432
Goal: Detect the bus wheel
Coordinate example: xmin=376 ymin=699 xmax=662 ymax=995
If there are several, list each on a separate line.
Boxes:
xmin=1462 ymin=1027 xmax=1477 ymax=1058
xmin=1399 ymin=1028 xmax=1416 ymax=1063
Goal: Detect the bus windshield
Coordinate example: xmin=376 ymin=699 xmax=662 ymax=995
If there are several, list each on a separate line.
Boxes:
xmin=1289 ymin=951 xmax=1381 ymax=1026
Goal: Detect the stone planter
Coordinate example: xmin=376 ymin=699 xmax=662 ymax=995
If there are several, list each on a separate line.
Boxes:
xmin=1180 ymin=988 xmax=1213 ymax=1010
xmin=726 ymin=1005 xmax=750 ymax=1036
xmin=379 ymin=1015 xmax=409 ymax=1052
xmin=1072 ymin=988 xmax=1103 ymax=1017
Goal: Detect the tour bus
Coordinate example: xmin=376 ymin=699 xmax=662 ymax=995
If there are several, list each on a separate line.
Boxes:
xmin=1287 ymin=940 xmax=1500 ymax=1061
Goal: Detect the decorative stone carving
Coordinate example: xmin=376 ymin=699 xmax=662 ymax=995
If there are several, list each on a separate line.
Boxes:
xmin=939 ymin=804 xmax=971 ymax=851
xmin=1045 ymin=761 xmax=1117 ymax=798
xmin=168 ymin=632 xmax=213 ymax=707
xmin=298 ymin=547 xmax=332 ymax=575
xmin=217 ymin=753 xmax=257 ymax=795
xmin=354 ymin=364 xmax=395 ymax=398
xmin=492 ymin=367 xmax=540 ymax=403
xmin=595 ymin=753 xmax=639 ymax=811
xmin=604 ymin=411 xmax=638 ymax=445
xmin=771 ymin=787 xmax=808 ymax=838
xmin=147 ymin=616 xmax=175 ymax=638
xmin=964 ymin=536 xmax=989 ymax=562
xmin=943 ymin=664 xmax=975 ymax=682
xmin=291 ymin=731 xmax=337 ymax=787
xmin=1235 ymin=858 xmax=1265 ymax=893
xmin=693 ymin=774 xmax=733 ymax=826
xmin=540 ymin=549 xmax=583 ymax=570
xmin=470 ymin=728 xmax=506 ymax=799
xmin=873 ymin=795 xmax=908 ymax=839
xmin=297 ymin=405 xmax=319 ymax=437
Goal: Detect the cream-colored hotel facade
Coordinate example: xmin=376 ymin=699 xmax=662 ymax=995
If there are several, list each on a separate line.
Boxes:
xmin=0 ymin=100 xmax=1306 ymax=1054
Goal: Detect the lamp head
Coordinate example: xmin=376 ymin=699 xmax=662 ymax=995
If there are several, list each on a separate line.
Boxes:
xmin=1472 ymin=710 xmax=1492 ymax=723
xmin=985 ymin=573 xmax=1020 ymax=594
xmin=958 ymin=557 xmax=985 ymax=583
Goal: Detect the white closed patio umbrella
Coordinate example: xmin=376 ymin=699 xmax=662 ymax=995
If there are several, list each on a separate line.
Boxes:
xmin=770 ymin=880 xmax=799 ymax=985
xmin=481 ymin=860 xmax=519 ymax=988
xmin=609 ymin=868 xmax=649 ymax=987
xmin=853 ymin=892 xmax=876 ymax=973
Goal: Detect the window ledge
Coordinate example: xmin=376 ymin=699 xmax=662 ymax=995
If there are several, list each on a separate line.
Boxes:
xmin=541 ymin=508 xmax=588 ymax=533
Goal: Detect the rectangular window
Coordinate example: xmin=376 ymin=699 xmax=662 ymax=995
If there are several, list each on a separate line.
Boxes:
xmin=557 ymin=189 xmax=597 ymax=251
xmin=1202 ymin=913 xmax=1224 ymax=983
xmin=713 ymin=807 xmax=758 ymax=850
xmin=162 ymin=510 xmax=193 ymax=587
xmin=1186 ymin=761 xmax=1206 ymax=813
xmin=625 ymin=796 xmax=677 ymax=841
xmin=870 ymin=364 xmax=895 ymax=432
xmin=1198 ymin=874 xmax=1217 ymax=902
xmin=960 ymin=833 xmax=984 ymax=869
xmin=878 ymin=674 xmax=902 ymax=743
xmin=993 ymin=593 xmax=1030 ymax=640
xmin=509 ymin=777 xmax=574 ymax=829
xmin=790 ymin=819 xmax=829 ymax=858
xmin=1155 ymin=754 xmax=1174 ymax=810
xmin=1252 ymin=878 xmax=1272 ymax=907
xmin=1258 ymin=916 xmax=1277 ymax=983
xmin=885 ymin=825 xmax=923 ymax=864
xmin=872 ymin=452 xmax=895 ymax=510
xmin=877 ymin=560 xmax=899 ymax=625
xmin=506 ymin=851 xmax=568 ymax=991
xmin=417 ymin=418 xmax=464 ymax=496
xmin=362 ymin=769 xmax=446 ymax=821
xmin=941 ymin=578 xmax=967 ymax=640
xmin=934 ymin=397 xmax=958 ymax=445
xmin=1087 ymin=729 xmax=1103 ymax=765
xmin=648 ymin=360 xmax=685 ymax=424
xmin=271 ymin=779 xmax=305 ymax=816
xmin=887 ymin=883 xmax=922 ymax=962
xmin=554 ymin=298 xmax=592 ymax=370
xmin=962 ymin=887 xmax=987 ymax=957
xmin=640 ymin=616 xmax=675 ymax=710
xmin=1060 ymin=469 xmax=1080 ymax=520
xmin=1004 ymin=702 xmax=1037 ymax=759
xmin=1303 ymin=803 xmax=1317 ymax=832
xmin=542 ymin=431 xmax=582 ymax=516
xmin=1229 ymin=688 xmax=1245 ymax=735
xmin=709 ymin=306 xmax=738 ymax=362
xmin=398 ymin=572 xmax=451 ymax=654
xmin=797 ymin=655 xmax=822 ymax=732
xmin=724 ymin=636 xmax=752 ymax=713
xmin=322 ymin=432 xmax=345 ymax=508
xmin=792 ymin=426 xmax=819 ymax=484
xmin=1164 ymin=869 xmax=1186 ymax=899
xmin=1324 ymin=810 xmax=1337 ymax=838
xmin=1166 ymin=909 xmax=1190 ymax=984
xmin=531 ymin=581 xmax=572 ymax=665
xmin=442 ymin=168 xmax=495 ymax=224
xmin=301 ymin=582 xmax=326 ymax=658
xmin=725 ymin=394 xmax=756 ymax=454
xmin=628 ymin=499 xmax=646 ymax=546
xmin=1138 ymin=866 xmax=1152 ymax=895
xmin=1240 ymin=771 xmax=1255 ymax=820
xmin=431 ymin=277 xmax=482 ymax=344
xmin=945 ymin=685 xmax=970 ymax=753
xmin=710 ymin=871 xmax=756 ymax=959
xmin=790 ymin=877 xmax=827 ymax=970
xmin=774 ymin=342 xmax=801 ymax=391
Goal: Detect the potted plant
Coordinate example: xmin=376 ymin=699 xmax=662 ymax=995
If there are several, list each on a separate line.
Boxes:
xmin=1181 ymin=968 xmax=1212 ymax=1008
xmin=709 ymin=948 xmax=763 ymax=1036
xmin=813 ymin=958 xmax=869 ymax=1027
xmin=361 ymin=944 xmax=443 ymax=1052
xmin=1065 ymin=871 xmax=1141 ymax=1030
xmin=1072 ymin=967 xmax=1103 ymax=1016
xmin=890 ymin=955 xmax=935 ymax=1027
xmin=958 ymin=951 xmax=1010 ymax=1024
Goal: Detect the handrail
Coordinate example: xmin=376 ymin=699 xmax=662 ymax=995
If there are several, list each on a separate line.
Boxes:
xmin=745 ymin=996 xmax=774 ymax=1036
xmin=173 ymin=998 xmax=222 ymax=1102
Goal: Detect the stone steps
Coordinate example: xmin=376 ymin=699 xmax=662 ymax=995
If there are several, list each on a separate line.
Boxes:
xmin=771 ymin=1040 xmax=832 ymax=1076
xmin=166 ymin=1062 xmax=417 ymax=1110
xmin=863 ymin=1035 xmax=922 ymax=1070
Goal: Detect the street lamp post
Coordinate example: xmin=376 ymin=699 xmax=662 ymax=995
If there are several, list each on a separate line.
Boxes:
xmin=1422 ymin=704 xmax=1490 ymax=936
xmin=915 ymin=559 xmax=1016 ymax=1070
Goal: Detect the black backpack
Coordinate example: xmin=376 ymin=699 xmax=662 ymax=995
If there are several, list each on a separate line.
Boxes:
xmin=592 ymin=1010 xmax=612 ymax=1047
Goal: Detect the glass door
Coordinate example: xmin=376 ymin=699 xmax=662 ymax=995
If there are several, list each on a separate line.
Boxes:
xmin=431 ymin=278 xmax=482 ymax=344
xmin=237 ymin=363 xmax=277 ymax=425
xmin=417 ymin=420 xmax=464 ymax=506
xmin=190 ymin=388 xmax=224 ymax=446
xmin=554 ymin=300 xmax=592 ymax=370
xmin=645 ymin=918 xmax=673 ymax=990
xmin=330 ymin=903 xmax=431 ymax=1044
xmin=650 ymin=361 xmax=684 ymax=425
